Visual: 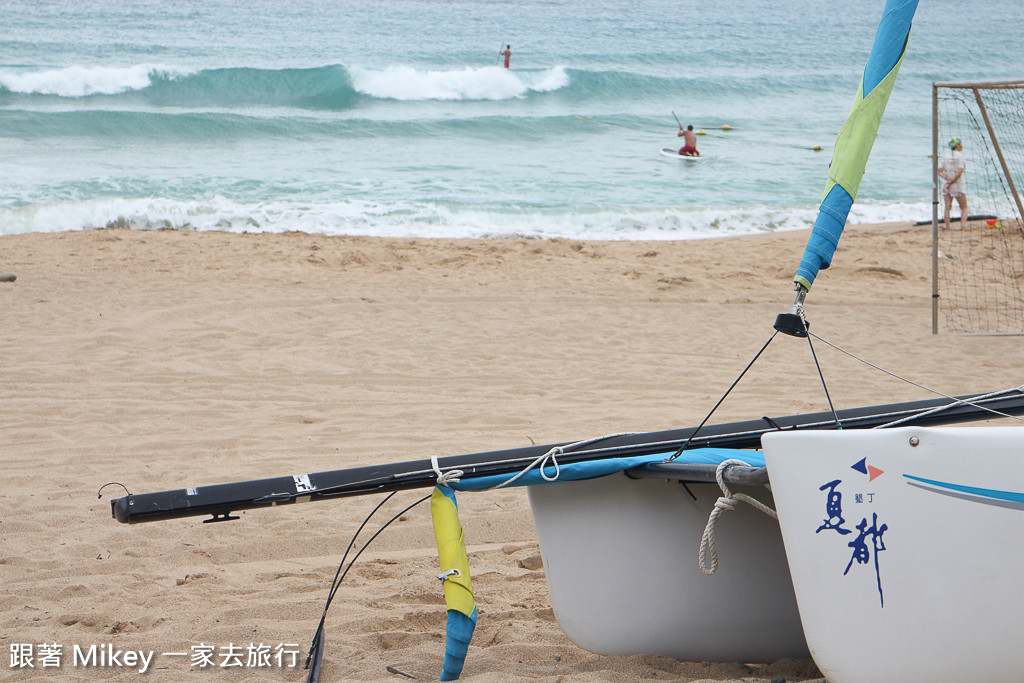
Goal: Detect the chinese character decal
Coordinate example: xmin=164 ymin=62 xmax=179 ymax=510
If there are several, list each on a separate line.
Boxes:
xmin=815 ymin=458 xmax=889 ymax=607
xmin=843 ymin=511 xmax=888 ymax=606
xmin=816 ymin=480 xmax=852 ymax=535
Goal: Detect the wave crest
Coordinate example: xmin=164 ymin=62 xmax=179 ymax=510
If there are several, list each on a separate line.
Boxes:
xmin=349 ymin=65 xmax=569 ymax=101
xmin=0 ymin=63 xmax=572 ymax=106
xmin=0 ymin=64 xmax=178 ymax=97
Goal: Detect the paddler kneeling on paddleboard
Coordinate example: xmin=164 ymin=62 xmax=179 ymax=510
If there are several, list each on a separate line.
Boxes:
xmin=678 ymin=124 xmax=700 ymax=156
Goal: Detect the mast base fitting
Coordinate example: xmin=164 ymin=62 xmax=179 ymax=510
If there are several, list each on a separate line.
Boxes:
xmin=774 ymin=312 xmax=809 ymax=337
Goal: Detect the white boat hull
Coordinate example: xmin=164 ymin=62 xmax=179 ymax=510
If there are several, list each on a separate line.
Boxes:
xmin=528 ymin=472 xmax=809 ymax=661
xmin=764 ymin=427 xmax=1024 ymax=683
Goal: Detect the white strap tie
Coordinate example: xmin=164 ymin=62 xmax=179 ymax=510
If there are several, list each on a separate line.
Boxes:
xmin=431 ymin=454 xmax=464 ymax=487
xmin=699 ymin=459 xmax=778 ymax=576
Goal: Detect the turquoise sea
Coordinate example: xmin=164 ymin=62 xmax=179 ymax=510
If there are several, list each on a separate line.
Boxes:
xmin=2 ymin=0 xmax=1022 ymax=240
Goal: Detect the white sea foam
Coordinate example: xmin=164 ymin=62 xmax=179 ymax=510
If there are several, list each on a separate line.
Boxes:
xmin=0 ymin=64 xmax=186 ymax=97
xmin=0 ymin=196 xmax=932 ymax=241
xmin=348 ymin=65 xmax=569 ymax=101
xmin=847 ymin=200 xmax=934 ymax=226
xmin=527 ymin=66 xmax=570 ymax=92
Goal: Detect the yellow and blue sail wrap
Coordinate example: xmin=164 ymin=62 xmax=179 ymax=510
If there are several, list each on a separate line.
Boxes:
xmin=431 ymin=485 xmax=477 ymax=681
xmin=794 ymin=0 xmax=919 ymax=291
xmin=428 ymin=448 xmax=768 ymax=677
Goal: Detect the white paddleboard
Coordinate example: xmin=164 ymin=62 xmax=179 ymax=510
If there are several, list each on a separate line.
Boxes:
xmin=660 ymin=147 xmax=703 ymax=160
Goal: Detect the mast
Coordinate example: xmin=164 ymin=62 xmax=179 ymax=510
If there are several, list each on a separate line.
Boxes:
xmin=932 ymin=81 xmax=940 ymax=334
xmin=780 ymin=0 xmax=920 ymax=334
xmin=109 ymin=390 xmax=1024 ymax=524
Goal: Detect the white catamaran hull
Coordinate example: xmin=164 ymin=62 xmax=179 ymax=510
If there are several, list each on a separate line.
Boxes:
xmin=527 ymin=472 xmax=809 ymax=662
xmin=764 ymin=427 xmax=1024 ymax=683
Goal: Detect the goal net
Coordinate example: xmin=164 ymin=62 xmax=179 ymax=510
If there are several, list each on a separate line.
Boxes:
xmin=932 ymin=80 xmax=1024 ymax=335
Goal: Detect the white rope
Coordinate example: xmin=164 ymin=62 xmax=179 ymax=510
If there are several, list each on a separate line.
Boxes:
xmin=877 ymin=384 xmax=1024 ymax=429
xmin=698 ymin=459 xmax=778 ymax=576
xmin=490 ymin=445 xmax=562 ymax=489
xmin=452 ymin=431 xmax=637 ymax=491
xmin=431 ymin=454 xmax=464 ymax=487
xmin=436 ymin=432 xmax=634 ymax=491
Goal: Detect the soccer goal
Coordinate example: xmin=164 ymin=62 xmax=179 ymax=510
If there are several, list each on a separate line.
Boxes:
xmin=932 ymin=79 xmax=1024 ymax=335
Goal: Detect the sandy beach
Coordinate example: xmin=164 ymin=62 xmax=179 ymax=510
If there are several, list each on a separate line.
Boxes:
xmin=1 ymin=223 xmax=1018 ymax=682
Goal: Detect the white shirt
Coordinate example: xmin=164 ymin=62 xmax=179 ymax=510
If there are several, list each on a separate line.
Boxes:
xmin=939 ymin=150 xmax=965 ymax=196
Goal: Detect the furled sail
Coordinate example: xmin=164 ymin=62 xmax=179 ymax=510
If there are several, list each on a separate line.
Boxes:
xmin=431 ymin=486 xmax=477 ymax=681
xmin=794 ymin=0 xmax=920 ymax=291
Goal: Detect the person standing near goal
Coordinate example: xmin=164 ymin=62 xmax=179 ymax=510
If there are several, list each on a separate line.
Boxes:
xmin=938 ymin=137 xmax=967 ymax=230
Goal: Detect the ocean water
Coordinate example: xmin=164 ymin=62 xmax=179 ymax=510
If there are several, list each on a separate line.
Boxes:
xmin=2 ymin=0 xmax=1022 ymax=240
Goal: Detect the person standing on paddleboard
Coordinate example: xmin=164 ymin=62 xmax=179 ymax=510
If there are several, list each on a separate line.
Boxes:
xmin=500 ymin=45 xmax=511 ymax=68
xmin=678 ymin=124 xmax=699 ymax=157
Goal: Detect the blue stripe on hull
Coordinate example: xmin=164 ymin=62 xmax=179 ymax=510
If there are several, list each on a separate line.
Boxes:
xmin=904 ymin=474 xmax=1024 ymax=511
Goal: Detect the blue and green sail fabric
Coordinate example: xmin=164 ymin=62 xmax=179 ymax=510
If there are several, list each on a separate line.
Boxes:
xmin=794 ymin=0 xmax=919 ymax=291
xmin=431 ymin=485 xmax=477 ymax=681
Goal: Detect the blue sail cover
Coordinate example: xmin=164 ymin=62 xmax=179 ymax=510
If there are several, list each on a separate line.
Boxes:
xmin=450 ymin=448 xmax=765 ymax=492
xmin=440 ymin=608 xmax=477 ymax=681
xmin=794 ymin=0 xmax=919 ymax=290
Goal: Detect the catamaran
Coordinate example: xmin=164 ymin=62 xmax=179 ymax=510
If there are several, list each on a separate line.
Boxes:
xmin=106 ymin=1 xmax=1024 ymax=681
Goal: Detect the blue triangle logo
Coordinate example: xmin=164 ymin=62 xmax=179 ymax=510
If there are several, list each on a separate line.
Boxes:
xmin=851 ymin=458 xmax=868 ymax=475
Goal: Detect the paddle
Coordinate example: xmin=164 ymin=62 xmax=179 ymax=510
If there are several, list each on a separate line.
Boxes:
xmin=672 ymin=110 xmax=682 ymax=131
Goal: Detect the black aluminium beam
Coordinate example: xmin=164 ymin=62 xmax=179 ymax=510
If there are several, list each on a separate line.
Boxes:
xmin=627 ymin=463 xmax=770 ymax=486
xmin=108 ymin=390 xmax=1024 ymax=524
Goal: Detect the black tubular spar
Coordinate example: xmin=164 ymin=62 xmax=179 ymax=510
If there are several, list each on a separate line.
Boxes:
xmin=109 ymin=390 xmax=1024 ymax=524
xmin=627 ymin=463 xmax=770 ymax=486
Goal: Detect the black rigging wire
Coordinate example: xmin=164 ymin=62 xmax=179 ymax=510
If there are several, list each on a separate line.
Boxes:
xmin=304 ymin=491 xmax=433 ymax=682
xmin=665 ymin=307 xmax=855 ymax=464
xmin=306 ymin=490 xmax=398 ymax=664
xmin=802 ymin=319 xmax=842 ymax=429
xmin=96 ymin=482 xmax=131 ymax=498
xmin=667 ymin=330 xmax=779 ymax=461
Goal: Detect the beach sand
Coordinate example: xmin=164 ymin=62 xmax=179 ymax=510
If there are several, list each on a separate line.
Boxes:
xmin=0 ymin=223 xmax=1017 ymax=681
